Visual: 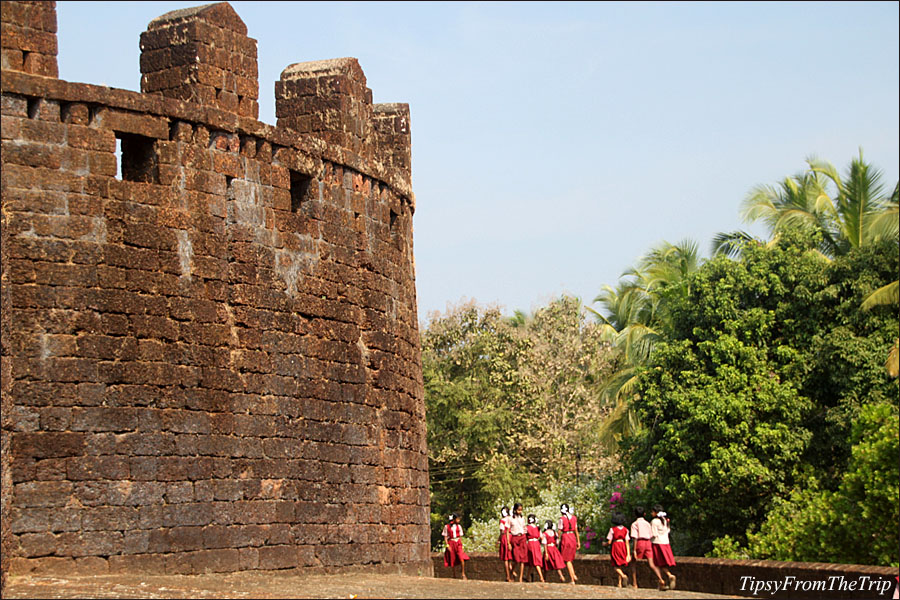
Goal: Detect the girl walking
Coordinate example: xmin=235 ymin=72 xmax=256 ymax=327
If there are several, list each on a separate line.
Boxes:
xmin=442 ymin=513 xmax=470 ymax=580
xmin=649 ymin=505 xmax=676 ymax=590
xmin=542 ymin=520 xmax=567 ymax=582
xmin=499 ymin=507 xmax=513 ymax=581
xmin=604 ymin=512 xmax=631 ymax=587
xmin=522 ymin=514 xmax=545 ymax=583
xmin=558 ymin=503 xmax=579 ymax=584
xmin=509 ymin=503 xmax=528 ymax=582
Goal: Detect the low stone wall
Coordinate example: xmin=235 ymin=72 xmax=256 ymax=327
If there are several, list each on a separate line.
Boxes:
xmin=432 ymin=552 xmax=897 ymax=599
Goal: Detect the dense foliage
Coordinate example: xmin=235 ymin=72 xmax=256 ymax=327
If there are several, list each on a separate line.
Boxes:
xmin=630 ymin=231 xmax=898 ymax=558
xmin=423 ymin=297 xmax=616 ymax=543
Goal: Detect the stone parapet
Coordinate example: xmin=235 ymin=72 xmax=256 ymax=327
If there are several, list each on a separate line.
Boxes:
xmin=140 ymin=3 xmax=259 ymax=119
xmin=276 ymin=59 xmax=412 ymax=188
xmin=0 ymin=1 xmax=58 ymax=78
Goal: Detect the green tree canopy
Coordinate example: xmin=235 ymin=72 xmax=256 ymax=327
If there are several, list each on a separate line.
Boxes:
xmin=628 ymin=230 xmax=898 ymax=558
xmin=423 ymin=297 xmax=617 ymax=525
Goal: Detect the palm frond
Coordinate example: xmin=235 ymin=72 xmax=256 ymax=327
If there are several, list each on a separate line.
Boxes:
xmin=861 ymin=280 xmax=899 ymax=311
xmin=596 ymin=399 xmax=642 ymax=453
xmin=711 ymin=230 xmax=756 ymax=258
xmin=867 ymin=187 xmax=899 ymax=243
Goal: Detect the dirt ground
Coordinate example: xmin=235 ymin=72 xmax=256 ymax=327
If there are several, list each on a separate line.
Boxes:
xmin=4 ymin=572 xmax=738 ymax=599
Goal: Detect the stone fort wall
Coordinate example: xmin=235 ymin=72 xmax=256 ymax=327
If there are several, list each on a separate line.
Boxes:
xmin=1 ymin=1 xmax=428 ymax=587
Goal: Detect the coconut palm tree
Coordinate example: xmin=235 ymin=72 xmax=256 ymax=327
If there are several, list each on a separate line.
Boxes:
xmin=724 ymin=152 xmax=898 ymax=259
xmin=590 ymin=239 xmax=702 ymax=450
xmin=808 ymin=152 xmax=899 ymax=252
xmin=589 ymin=281 xmax=651 ymax=451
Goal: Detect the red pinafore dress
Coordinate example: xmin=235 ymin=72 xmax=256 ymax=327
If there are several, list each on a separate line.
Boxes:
xmin=498 ymin=516 xmax=513 ymax=561
xmin=443 ymin=523 xmax=470 ymax=567
xmin=608 ymin=525 xmax=630 ymax=567
xmin=559 ymin=514 xmax=578 ymax=562
xmin=542 ymin=529 xmax=565 ymax=570
xmin=525 ymin=524 xmax=543 ymax=567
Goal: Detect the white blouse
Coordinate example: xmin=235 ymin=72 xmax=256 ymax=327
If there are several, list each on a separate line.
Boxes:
xmin=508 ymin=515 xmax=526 ymax=536
xmin=650 ymin=517 xmax=670 ymax=545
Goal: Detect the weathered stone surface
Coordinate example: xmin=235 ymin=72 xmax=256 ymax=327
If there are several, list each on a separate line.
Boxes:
xmin=0 ymin=1 xmax=425 ymax=588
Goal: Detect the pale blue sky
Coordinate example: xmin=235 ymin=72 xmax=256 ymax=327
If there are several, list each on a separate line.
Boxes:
xmin=55 ymin=2 xmax=900 ymax=321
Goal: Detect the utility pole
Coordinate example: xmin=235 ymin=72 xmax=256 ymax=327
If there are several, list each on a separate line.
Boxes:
xmin=576 ymin=451 xmax=581 ymax=485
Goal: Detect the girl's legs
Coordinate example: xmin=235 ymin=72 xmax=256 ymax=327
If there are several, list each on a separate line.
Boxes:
xmin=664 ymin=567 xmax=675 ymax=589
xmin=536 ymin=565 xmax=544 ymax=583
xmin=460 ymin=558 xmax=467 ymax=581
xmin=648 ymin=554 xmax=666 ymax=588
xmin=615 ymin=567 xmax=627 ymax=587
xmin=565 ymin=561 xmax=577 ymax=584
xmin=504 ymin=559 xmax=511 ymax=582
xmin=558 ymin=567 xmax=567 ymax=582
xmin=517 ymin=562 xmax=525 ymax=582
xmin=630 ymin=558 xmax=639 ymax=588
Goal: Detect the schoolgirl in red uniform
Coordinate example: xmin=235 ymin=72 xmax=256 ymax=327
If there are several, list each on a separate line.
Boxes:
xmin=649 ymin=505 xmax=676 ymax=590
xmin=521 ymin=514 xmax=545 ymax=583
xmin=604 ymin=512 xmax=632 ymax=587
xmin=442 ymin=513 xmax=469 ymax=580
xmin=541 ymin=520 xmax=567 ymax=582
xmin=558 ymin=503 xmax=579 ymax=584
xmin=498 ymin=506 xmax=513 ymax=581
xmin=509 ymin=503 xmax=528 ymax=582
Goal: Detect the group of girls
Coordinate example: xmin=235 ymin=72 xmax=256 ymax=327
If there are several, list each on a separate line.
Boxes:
xmin=497 ymin=502 xmax=581 ymax=584
xmin=442 ymin=502 xmax=580 ymax=583
xmin=442 ymin=502 xmax=678 ymax=591
xmin=604 ymin=504 xmax=677 ymax=590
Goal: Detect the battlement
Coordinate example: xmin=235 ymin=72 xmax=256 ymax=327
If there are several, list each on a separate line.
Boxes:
xmin=0 ymin=1 xmax=58 ymax=77
xmin=140 ymin=2 xmax=258 ymax=118
xmin=0 ymin=1 xmax=412 ymax=190
xmin=0 ymin=2 xmax=426 ymax=588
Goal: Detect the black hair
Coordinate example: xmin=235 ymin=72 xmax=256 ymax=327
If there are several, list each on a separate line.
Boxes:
xmin=652 ymin=504 xmax=669 ymax=527
xmin=513 ymin=502 xmax=523 ymax=513
xmin=527 ymin=513 xmax=537 ymax=524
xmin=449 ymin=512 xmax=460 ymax=522
xmin=500 ymin=506 xmax=510 ymax=517
xmin=633 ymin=506 xmax=645 ymax=518
xmin=544 ymin=520 xmax=554 ymax=531
xmin=611 ymin=512 xmax=626 ymax=527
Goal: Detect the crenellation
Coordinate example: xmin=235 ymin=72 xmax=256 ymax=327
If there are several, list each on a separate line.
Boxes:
xmin=1 ymin=1 xmax=58 ymax=78
xmin=1 ymin=2 xmax=426 ymax=588
xmin=140 ymin=3 xmax=259 ymax=119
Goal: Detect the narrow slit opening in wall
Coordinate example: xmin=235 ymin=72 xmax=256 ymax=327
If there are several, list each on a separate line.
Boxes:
xmin=114 ymin=132 xmax=159 ymax=184
xmin=290 ymin=170 xmax=312 ymax=213
xmin=390 ymin=209 xmax=399 ymax=232
xmin=26 ymin=97 xmax=40 ymax=119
